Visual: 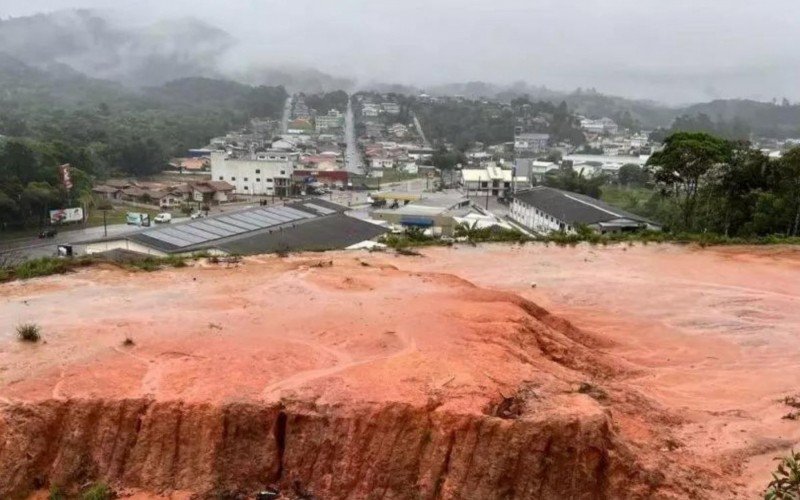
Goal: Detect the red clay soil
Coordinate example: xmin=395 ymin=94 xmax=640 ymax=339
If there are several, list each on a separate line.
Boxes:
xmin=1 ymin=244 xmax=798 ymax=498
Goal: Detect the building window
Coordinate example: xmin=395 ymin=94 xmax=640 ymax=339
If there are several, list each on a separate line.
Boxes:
xmin=256 ymin=178 xmax=261 ymax=182
xmin=267 ymin=178 xmax=273 ymax=183
xmin=244 ymin=186 xmax=248 ymax=190
xmin=244 ymin=177 xmax=248 ymax=182
xmin=256 ymin=169 xmax=261 ymax=174
xmin=231 ymin=177 xmax=236 ymax=181
xmin=218 ymin=176 xmax=223 ymax=180
xmin=280 ymin=170 xmax=286 ymax=175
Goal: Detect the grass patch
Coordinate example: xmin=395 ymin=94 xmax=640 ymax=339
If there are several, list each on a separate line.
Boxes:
xmin=81 ymin=482 xmax=112 ymax=500
xmin=16 ymin=323 xmax=41 ymax=342
xmin=48 ymin=485 xmax=66 ymax=500
xmin=0 ymin=256 xmax=98 ymax=283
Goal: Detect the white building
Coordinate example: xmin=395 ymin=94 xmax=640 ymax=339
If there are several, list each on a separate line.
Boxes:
xmin=514 ymin=133 xmax=550 ymax=156
xmin=580 ymin=117 xmax=619 ymax=135
xmin=460 ymin=163 xmax=527 ymax=197
xmin=510 ymin=186 xmax=660 ymax=234
xmin=315 ymin=109 xmax=344 ymax=132
xmin=211 ymin=151 xmax=294 ymax=197
xmin=382 ymin=102 xmax=401 ymax=115
xmin=370 ymin=157 xmax=396 ymax=169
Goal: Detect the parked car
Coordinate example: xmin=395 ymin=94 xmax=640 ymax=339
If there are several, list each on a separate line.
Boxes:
xmin=189 ymin=212 xmax=204 ymax=219
xmin=154 ymin=213 xmax=172 ymax=224
xmin=38 ymin=228 xmax=57 ymax=238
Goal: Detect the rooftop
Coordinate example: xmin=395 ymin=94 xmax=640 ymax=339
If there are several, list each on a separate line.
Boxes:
xmin=513 ymin=186 xmax=659 ymax=227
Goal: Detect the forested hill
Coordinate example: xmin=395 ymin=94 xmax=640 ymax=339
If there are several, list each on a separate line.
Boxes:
xmin=391 ymin=81 xmax=800 ymax=139
xmin=0 ymin=53 xmax=288 ymax=173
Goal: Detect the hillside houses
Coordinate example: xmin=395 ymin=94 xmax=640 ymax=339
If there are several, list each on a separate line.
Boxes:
xmin=92 ymin=180 xmax=234 ymax=208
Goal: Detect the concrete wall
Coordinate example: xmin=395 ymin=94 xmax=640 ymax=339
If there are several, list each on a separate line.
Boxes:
xmin=79 ymin=240 xmax=168 ymax=257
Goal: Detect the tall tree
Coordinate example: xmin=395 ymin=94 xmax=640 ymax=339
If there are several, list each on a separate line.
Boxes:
xmin=647 ymin=132 xmax=730 ymax=230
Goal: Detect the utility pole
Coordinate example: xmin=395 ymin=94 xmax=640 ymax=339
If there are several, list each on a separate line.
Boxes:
xmin=103 ymin=209 xmax=108 ymax=237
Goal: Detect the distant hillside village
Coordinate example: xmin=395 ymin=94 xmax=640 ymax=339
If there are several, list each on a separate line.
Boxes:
xmin=73 ymin=87 xmax=800 ymax=260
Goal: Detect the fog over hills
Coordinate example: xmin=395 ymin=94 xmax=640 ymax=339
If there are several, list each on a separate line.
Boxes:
xmin=0 ymin=9 xmax=353 ymax=91
xmin=2 ymin=8 xmax=800 ymax=135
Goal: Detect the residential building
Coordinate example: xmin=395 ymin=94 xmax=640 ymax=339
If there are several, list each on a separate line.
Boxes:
xmin=510 ymin=186 xmax=660 ymax=234
xmin=514 ymin=132 xmax=550 ymax=156
xmin=388 ymin=123 xmax=409 ymax=137
xmin=287 ymin=118 xmax=314 ymax=135
xmin=91 ymin=185 xmax=121 ymax=200
xmin=315 ymin=109 xmax=344 ymax=132
xmin=580 ymin=117 xmax=619 ymax=135
xmin=514 ymin=159 xmax=557 ymax=183
xmin=460 ymin=164 xmax=527 ymax=197
xmin=211 ymin=151 xmax=294 ymax=197
xmin=362 ymin=104 xmax=381 ymax=117
xmin=190 ymin=181 xmax=234 ymax=205
xmin=381 ymin=102 xmax=401 ymax=115
xmin=371 ymin=157 xmax=396 ymax=169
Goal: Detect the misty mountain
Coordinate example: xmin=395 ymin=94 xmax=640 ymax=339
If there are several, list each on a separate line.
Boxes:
xmin=0 ymin=10 xmax=232 ymax=87
xmin=235 ymin=65 xmax=355 ymax=94
xmin=0 ymin=9 xmax=351 ymax=92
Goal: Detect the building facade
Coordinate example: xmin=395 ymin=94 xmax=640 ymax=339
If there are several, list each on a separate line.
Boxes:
xmin=514 ymin=133 xmax=550 ymax=156
xmin=510 ymin=186 xmax=661 ymax=234
xmin=211 ymin=151 xmax=294 ymax=196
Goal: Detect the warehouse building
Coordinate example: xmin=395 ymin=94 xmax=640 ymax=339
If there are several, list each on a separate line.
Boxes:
xmin=510 ymin=186 xmax=660 ymax=234
xmin=75 ymin=199 xmax=387 ymax=257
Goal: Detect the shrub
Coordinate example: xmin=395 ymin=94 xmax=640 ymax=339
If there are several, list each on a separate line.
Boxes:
xmin=82 ymin=482 xmax=112 ymax=500
xmin=14 ymin=257 xmax=71 ymax=279
xmin=16 ymin=323 xmax=41 ymax=342
xmin=123 ymin=337 xmax=135 ymax=347
xmin=765 ymin=449 xmax=800 ymax=499
xmin=48 ymin=485 xmax=66 ymax=500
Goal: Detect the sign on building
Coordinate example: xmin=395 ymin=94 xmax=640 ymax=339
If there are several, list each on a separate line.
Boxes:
xmin=58 ymin=164 xmax=73 ymax=190
xmin=50 ymin=207 xmax=84 ymax=224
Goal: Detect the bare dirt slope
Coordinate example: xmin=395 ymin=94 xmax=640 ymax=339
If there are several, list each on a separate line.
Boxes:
xmin=0 ymin=244 xmax=798 ymax=498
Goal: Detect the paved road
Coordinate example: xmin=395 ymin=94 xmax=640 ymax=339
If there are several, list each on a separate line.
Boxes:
xmin=281 ymin=95 xmax=293 ymax=134
xmin=344 ymin=96 xmax=364 ymax=174
xmin=1 ymin=223 xmax=146 ymax=260
xmin=411 ymin=112 xmax=431 ymax=149
xmin=380 ymin=178 xmax=431 ymax=193
xmin=0 ymin=217 xmax=190 ymax=261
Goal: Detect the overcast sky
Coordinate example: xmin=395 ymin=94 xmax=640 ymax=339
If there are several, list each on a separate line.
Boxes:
xmin=3 ymin=0 xmax=800 ymax=104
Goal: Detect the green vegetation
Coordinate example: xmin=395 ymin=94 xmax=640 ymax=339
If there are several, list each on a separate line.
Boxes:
xmin=48 ymin=485 xmax=66 ymax=500
xmin=645 ymin=133 xmax=800 ymax=236
xmin=81 ymin=482 xmax=112 ymax=500
xmin=765 ymin=450 xmax=800 ymax=500
xmin=600 ymin=185 xmax=653 ymax=209
xmin=414 ymin=96 xmax=585 ymax=150
xmin=0 ymin=61 xmax=288 ymax=232
xmin=16 ymin=323 xmax=42 ymax=342
xmin=544 ymin=166 xmax=607 ymax=198
xmin=304 ymin=90 xmax=349 ymax=114
xmin=0 ymin=251 xmax=220 ymax=284
xmin=126 ymin=254 xmax=202 ymax=272
xmin=13 ymin=256 xmax=81 ymax=280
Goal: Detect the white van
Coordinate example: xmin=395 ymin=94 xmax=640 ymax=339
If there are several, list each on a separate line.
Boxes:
xmin=154 ymin=213 xmax=172 ymax=224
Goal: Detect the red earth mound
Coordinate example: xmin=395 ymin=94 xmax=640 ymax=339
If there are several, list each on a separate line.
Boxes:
xmin=2 ymin=244 xmax=798 ymax=498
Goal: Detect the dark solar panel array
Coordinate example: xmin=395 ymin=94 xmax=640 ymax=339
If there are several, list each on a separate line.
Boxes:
xmin=142 ymin=205 xmax=316 ymax=248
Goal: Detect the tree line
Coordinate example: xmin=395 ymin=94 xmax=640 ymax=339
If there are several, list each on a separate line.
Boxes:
xmin=646 ymin=132 xmax=800 ymax=237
